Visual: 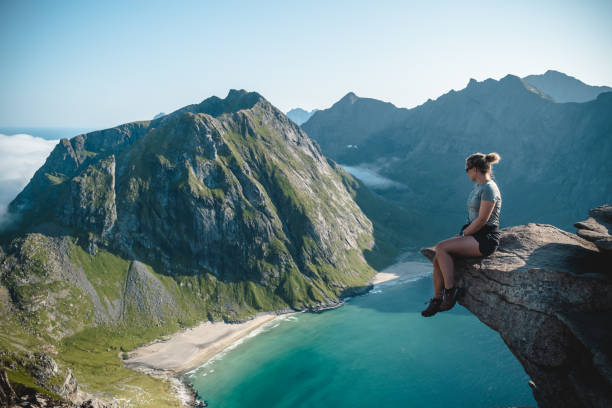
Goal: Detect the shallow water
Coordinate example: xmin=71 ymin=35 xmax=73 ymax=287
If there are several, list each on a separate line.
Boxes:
xmin=186 ymin=262 xmax=536 ymax=407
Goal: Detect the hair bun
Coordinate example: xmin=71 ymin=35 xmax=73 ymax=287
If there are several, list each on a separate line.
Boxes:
xmin=485 ymin=152 xmax=500 ymax=164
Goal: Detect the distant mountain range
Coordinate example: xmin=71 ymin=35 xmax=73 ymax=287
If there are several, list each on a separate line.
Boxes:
xmin=302 ymin=72 xmax=612 ymax=235
xmin=523 ymin=69 xmax=612 ymax=103
xmin=286 ymin=108 xmax=319 ymax=125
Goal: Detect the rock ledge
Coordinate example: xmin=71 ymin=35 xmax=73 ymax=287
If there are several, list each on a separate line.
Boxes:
xmin=422 ymin=210 xmax=612 ymax=408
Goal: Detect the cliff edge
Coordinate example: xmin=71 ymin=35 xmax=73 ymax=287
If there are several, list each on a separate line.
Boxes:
xmin=422 ymin=205 xmax=612 ymax=408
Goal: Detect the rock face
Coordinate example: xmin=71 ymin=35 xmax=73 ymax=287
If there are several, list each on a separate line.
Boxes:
xmin=422 ymin=206 xmax=612 ymax=408
xmin=575 ymin=205 xmax=612 ymax=254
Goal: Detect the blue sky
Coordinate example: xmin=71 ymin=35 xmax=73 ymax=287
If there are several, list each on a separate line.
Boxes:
xmin=1 ymin=0 xmax=611 ymax=128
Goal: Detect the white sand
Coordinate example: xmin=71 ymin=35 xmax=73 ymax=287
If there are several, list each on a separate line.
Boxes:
xmin=124 ymin=313 xmax=279 ymax=374
xmin=370 ymin=259 xmax=432 ymax=285
xmin=125 ymin=259 xmax=432 ymax=381
xmin=370 ymin=271 xmax=400 ymax=285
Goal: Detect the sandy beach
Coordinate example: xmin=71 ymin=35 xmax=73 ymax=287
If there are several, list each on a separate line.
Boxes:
xmin=370 ymin=271 xmax=401 ymax=285
xmin=370 ymin=259 xmax=432 ymax=285
xmin=124 ymin=259 xmax=432 ymax=405
xmin=124 ymin=313 xmax=280 ymax=375
xmin=126 ymin=260 xmax=432 ymax=374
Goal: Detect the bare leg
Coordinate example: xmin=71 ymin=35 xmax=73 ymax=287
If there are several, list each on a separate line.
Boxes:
xmin=435 ymin=236 xmax=482 ymax=289
xmin=435 ymin=249 xmax=456 ymax=289
xmin=432 ymin=257 xmax=444 ymax=299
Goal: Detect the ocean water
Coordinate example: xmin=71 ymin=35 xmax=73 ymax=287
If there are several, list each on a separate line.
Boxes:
xmin=185 ymin=260 xmax=536 ymax=408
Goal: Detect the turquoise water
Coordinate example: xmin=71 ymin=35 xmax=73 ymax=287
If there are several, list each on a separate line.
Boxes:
xmin=186 ymin=261 xmax=536 ymax=408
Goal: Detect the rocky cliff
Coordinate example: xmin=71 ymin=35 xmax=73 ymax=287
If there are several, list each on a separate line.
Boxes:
xmin=422 ymin=205 xmax=612 ymax=408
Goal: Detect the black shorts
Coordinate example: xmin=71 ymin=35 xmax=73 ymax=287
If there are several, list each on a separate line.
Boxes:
xmin=461 ymin=223 xmax=501 ymax=257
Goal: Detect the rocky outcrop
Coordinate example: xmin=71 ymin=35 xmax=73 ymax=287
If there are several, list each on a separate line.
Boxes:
xmin=575 ymin=205 xmax=612 ymax=254
xmin=0 ymin=355 xmax=117 ymax=407
xmin=121 ymin=260 xmax=178 ymax=323
xmin=422 ymin=207 xmax=612 ymax=408
xmin=66 ymin=155 xmax=117 ymax=246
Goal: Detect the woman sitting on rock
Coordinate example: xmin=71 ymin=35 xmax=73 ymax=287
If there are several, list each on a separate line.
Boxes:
xmin=422 ymin=152 xmax=502 ymax=317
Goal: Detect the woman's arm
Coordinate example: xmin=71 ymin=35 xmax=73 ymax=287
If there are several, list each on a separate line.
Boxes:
xmin=462 ymin=200 xmax=495 ymax=235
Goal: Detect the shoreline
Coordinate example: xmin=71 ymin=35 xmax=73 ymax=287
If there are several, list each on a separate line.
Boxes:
xmin=123 ymin=312 xmax=284 ymax=405
xmin=124 ymin=261 xmax=431 ymax=406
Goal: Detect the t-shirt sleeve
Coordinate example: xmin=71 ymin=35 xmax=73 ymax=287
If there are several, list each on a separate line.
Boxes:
xmin=481 ymin=184 xmax=498 ymax=202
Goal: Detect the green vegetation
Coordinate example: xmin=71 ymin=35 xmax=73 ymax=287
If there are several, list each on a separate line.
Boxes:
xmin=69 ymin=241 xmax=130 ymax=307
xmin=0 ymin=93 xmax=385 ymax=406
xmin=59 ymin=325 xmax=183 ymax=407
xmin=45 ymin=172 xmax=69 ymax=185
xmin=5 ymin=367 xmax=62 ymax=400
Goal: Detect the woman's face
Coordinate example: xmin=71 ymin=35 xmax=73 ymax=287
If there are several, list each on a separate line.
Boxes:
xmin=466 ymin=164 xmax=476 ymax=182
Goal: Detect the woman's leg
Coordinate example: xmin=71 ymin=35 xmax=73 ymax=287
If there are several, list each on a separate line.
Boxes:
xmin=435 ymin=236 xmax=482 ymax=289
xmin=432 ymin=257 xmax=444 ymax=299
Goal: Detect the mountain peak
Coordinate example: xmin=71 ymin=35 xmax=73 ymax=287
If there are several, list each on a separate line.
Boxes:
xmin=184 ymin=89 xmax=266 ymax=118
xmin=543 ymin=69 xmax=575 ymax=79
xmin=523 ymin=70 xmax=612 ymax=103
xmin=339 ymin=92 xmax=359 ymax=104
xmin=499 ymin=73 xmax=522 ymax=83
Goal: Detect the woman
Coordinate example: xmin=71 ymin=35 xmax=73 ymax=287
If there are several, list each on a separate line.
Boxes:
xmin=421 ymin=152 xmax=502 ymax=317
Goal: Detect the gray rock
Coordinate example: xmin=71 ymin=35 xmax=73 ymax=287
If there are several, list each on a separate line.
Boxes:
xmin=575 ymin=204 xmax=612 ymax=254
xmin=422 ymin=219 xmax=612 ymax=408
xmin=574 ymin=217 xmax=609 ymax=234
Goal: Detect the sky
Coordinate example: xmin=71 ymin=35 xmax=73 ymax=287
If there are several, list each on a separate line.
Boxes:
xmin=0 ymin=0 xmax=611 ymax=129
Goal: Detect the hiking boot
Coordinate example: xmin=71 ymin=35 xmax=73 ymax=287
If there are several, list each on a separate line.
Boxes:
xmin=421 ymin=297 xmax=442 ymax=317
xmin=439 ymin=287 xmax=460 ymax=312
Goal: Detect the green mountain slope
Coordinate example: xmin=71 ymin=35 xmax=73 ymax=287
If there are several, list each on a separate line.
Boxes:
xmin=0 ymin=90 xmax=379 ymax=405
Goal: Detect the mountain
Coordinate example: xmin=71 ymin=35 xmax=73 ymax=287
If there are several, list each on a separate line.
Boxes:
xmin=523 ymin=69 xmax=612 ymax=103
xmin=153 ymin=112 xmax=166 ymax=119
xmin=286 ymin=108 xmax=318 ymax=125
xmin=301 ymin=92 xmax=407 ymax=159
xmin=302 ymin=75 xmax=612 ymax=235
xmin=0 ymin=90 xmax=378 ymax=403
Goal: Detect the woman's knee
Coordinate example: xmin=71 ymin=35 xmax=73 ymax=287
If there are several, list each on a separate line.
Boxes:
xmin=435 ymin=242 xmax=448 ymax=253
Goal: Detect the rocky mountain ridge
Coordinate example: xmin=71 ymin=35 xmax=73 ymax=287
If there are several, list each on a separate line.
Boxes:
xmin=523 ymin=69 xmax=612 ymax=103
xmin=302 ymin=73 xmax=612 ymax=235
xmin=6 ymin=89 xmax=375 ymax=300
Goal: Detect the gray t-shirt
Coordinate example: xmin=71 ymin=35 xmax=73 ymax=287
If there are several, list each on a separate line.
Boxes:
xmin=467 ymin=180 xmax=502 ymax=227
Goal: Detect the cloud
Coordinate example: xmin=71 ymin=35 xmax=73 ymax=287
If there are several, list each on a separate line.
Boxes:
xmin=340 ymin=164 xmax=405 ymax=190
xmin=0 ymin=133 xmax=59 ymax=225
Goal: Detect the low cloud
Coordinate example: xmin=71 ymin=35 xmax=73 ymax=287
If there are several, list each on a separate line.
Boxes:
xmin=340 ymin=164 xmax=405 ymax=190
xmin=0 ymin=133 xmax=59 ymax=226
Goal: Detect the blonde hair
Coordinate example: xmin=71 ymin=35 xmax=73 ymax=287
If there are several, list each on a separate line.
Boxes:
xmin=466 ymin=152 xmax=501 ymax=174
